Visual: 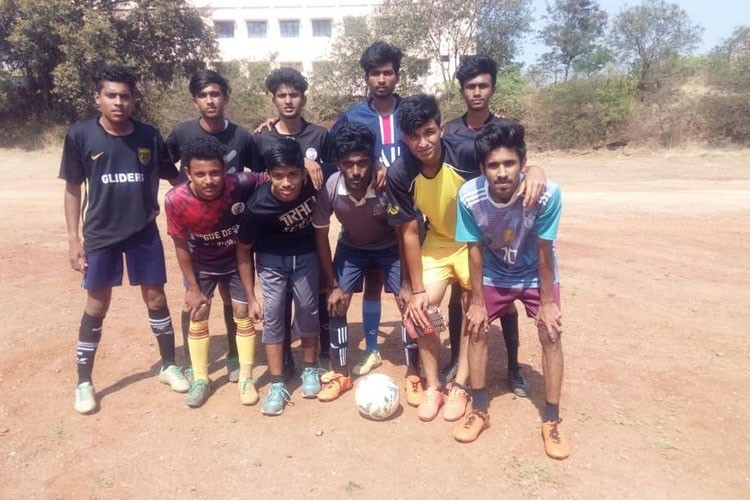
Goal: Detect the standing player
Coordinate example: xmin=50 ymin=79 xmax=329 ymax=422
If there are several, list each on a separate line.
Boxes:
xmin=455 ymin=121 xmax=569 ymax=459
xmin=165 ymin=138 xmax=264 ymax=408
xmin=253 ymin=67 xmax=332 ymax=377
xmin=330 ymin=41 xmax=432 ymax=384
xmin=443 ymin=55 xmax=527 ymax=397
xmin=386 ymin=95 xmax=545 ymax=424
xmin=166 ymin=69 xmax=259 ymax=384
xmin=312 ymin=123 xmax=413 ymax=403
xmin=61 ymin=65 xmax=188 ymax=414
xmin=237 ymin=140 xmax=321 ymax=416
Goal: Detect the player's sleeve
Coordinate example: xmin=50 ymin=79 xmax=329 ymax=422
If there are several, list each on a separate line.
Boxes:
xmin=58 ymin=129 xmax=85 ymax=184
xmin=385 ymin=161 xmax=418 ymax=226
xmin=250 ymin=133 xmax=267 ymax=172
xmin=535 ymin=184 xmax=562 ymax=241
xmin=164 ymin=189 xmax=189 ymax=240
xmin=311 ymin=178 xmax=334 ymax=228
xmin=155 ymin=131 xmax=179 ymax=180
xmin=241 ymin=130 xmax=262 ymax=172
xmin=455 ymin=190 xmax=482 ymax=243
xmin=164 ymin=127 xmax=180 ymax=166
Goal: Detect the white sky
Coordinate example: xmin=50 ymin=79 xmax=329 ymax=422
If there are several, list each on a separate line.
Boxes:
xmin=519 ymin=0 xmax=750 ymax=65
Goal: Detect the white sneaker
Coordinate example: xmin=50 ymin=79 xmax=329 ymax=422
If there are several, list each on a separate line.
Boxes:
xmin=74 ymin=382 xmax=97 ymax=414
xmin=352 ymin=350 xmax=382 ymax=376
xmin=159 ymin=365 xmax=190 ymax=393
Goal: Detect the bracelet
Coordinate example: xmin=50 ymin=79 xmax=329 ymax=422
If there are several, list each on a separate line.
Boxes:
xmin=411 ymin=289 xmax=426 ymax=295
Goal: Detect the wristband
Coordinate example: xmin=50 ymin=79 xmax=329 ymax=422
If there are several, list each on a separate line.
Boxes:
xmin=411 ymin=290 xmax=426 ymax=295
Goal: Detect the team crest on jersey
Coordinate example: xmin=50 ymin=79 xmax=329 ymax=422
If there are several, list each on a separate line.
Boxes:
xmin=503 ymin=228 xmax=515 ymax=244
xmin=372 ymin=201 xmax=386 ymax=216
xmin=231 ymin=202 xmax=245 ymax=215
xmin=523 ymin=208 xmax=537 ymax=229
xmin=387 ymin=203 xmax=400 ymax=215
xmin=138 ymin=148 xmax=151 ymax=166
xmin=305 ymin=148 xmax=319 ymax=161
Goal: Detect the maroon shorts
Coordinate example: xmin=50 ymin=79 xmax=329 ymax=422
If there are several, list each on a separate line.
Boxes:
xmin=484 ymin=284 xmax=561 ymax=323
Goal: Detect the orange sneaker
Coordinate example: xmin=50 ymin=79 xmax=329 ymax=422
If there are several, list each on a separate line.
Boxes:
xmin=443 ymin=385 xmax=469 ymax=422
xmin=317 ymin=371 xmax=353 ymax=402
xmin=417 ymin=387 xmax=444 ymax=421
xmin=542 ymin=420 xmax=571 ymax=460
xmin=454 ymin=410 xmax=490 ymax=443
xmin=404 ymin=375 xmax=424 ymax=407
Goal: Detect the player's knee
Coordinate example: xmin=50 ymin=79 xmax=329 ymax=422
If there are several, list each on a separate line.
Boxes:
xmin=142 ymin=286 xmax=167 ymax=310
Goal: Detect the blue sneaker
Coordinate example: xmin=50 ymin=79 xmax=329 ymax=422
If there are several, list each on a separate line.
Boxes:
xmin=300 ymin=366 xmax=323 ymax=398
xmin=262 ymin=382 xmax=291 ymax=416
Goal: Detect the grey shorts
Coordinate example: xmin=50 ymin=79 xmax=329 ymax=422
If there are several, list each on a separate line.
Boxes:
xmin=193 ymin=267 xmax=247 ymax=303
xmin=257 ymin=252 xmax=319 ymax=344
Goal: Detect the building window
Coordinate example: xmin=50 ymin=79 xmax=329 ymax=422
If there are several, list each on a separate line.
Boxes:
xmin=247 ymin=21 xmax=267 ymax=38
xmin=214 ymin=21 xmax=235 ymax=39
xmin=279 ymin=20 xmax=300 ymax=38
xmin=312 ymin=19 xmax=332 ymax=37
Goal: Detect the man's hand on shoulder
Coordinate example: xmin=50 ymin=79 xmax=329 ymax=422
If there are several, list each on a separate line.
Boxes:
xmin=518 ymin=165 xmax=547 ymax=208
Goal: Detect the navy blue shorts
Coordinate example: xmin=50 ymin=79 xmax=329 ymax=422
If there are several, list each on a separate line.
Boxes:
xmin=333 ymin=242 xmax=400 ymax=294
xmin=82 ymin=221 xmax=167 ymax=290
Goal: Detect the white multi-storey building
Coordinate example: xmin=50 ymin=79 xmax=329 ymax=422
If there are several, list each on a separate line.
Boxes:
xmin=192 ymin=0 xmax=384 ymax=74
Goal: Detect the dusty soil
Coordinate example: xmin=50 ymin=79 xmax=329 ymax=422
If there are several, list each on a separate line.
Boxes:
xmin=0 ymin=146 xmax=748 ymax=499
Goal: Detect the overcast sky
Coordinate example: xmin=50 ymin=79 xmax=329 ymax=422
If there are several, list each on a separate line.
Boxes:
xmin=519 ymin=0 xmax=750 ymax=65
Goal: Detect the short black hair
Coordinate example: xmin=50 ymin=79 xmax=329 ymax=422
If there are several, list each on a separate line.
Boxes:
xmin=181 ymin=137 xmax=227 ymax=171
xmin=360 ymin=41 xmax=403 ymax=75
xmin=455 ymin=55 xmax=498 ymax=88
xmin=265 ymin=67 xmax=308 ymax=95
xmin=264 ymin=139 xmax=305 ymax=171
xmin=397 ymin=94 xmax=442 ymax=135
xmin=333 ymin=123 xmax=376 ymax=162
xmin=189 ymin=69 xmax=230 ymax=97
xmin=93 ymin=65 xmax=138 ymax=94
xmin=475 ymin=120 xmax=527 ymax=166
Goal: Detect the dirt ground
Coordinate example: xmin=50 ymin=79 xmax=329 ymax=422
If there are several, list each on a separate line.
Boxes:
xmin=0 ymin=146 xmax=748 ymax=499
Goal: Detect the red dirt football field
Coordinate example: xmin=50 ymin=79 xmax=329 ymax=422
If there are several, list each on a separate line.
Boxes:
xmin=0 ymin=147 xmax=748 ymax=499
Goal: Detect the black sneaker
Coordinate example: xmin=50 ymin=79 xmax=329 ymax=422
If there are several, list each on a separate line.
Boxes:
xmin=440 ymin=361 xmax=458 ymax=385
xmin=508 ymin=368 xmax=529 ymax=398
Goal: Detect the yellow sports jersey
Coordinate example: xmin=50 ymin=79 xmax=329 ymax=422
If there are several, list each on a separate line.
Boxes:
xmin=414 ymin=163 xmax=467 ymax=250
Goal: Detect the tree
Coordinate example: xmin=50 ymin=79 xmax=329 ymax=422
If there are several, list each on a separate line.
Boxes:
xmin=609 ymin=0 xmax=703 ymax=94
xmin=473 ymin=0 xmax=533 ymax=69
xmin=0 ymin=0 xmax=217 ymax=120
xmin=538 ymin=0 xmax=608 ymax=82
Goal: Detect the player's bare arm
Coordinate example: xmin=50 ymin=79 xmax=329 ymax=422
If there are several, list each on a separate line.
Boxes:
xmin=536 ymin=238 xmax=562 ymax=342
xmin=303 ymin=157 xmax=323 ymax=190
xmin=394 ymin=226 xmax=412 ymax=312
xmin=314 ymin=225 xmax=347 ymax=316
xmin=252 ymin=117 xmax=278 ymax=134
xmin=64 ymin=181 xmax=86 ymax=272
xmin=171 ymin=237 xmax=209 ymax=320
xmin=236 ymin=241 xmax=262 ymax=322
xmin=398 ymin=220 xmax=430 ymax=328
xmin=466 ymin=242 xmax=489 ymax=339
xmin=371 ymin=161 xmax=387 ymax=191
xmin=518 ymin=165 xmax=547 ymax=208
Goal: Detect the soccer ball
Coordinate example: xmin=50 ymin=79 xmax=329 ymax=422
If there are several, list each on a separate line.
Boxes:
xmin=355 ymin=373 xmax=400 ymax=420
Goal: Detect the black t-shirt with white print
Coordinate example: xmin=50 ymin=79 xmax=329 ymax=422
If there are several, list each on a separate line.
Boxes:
xmin=238 ymin=180 xmax=317 ymax=255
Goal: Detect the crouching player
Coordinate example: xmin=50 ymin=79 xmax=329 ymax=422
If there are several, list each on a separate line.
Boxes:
xmin=165 ymin=138 xmax=264 ymax=408
xmin=237 ymin=140 xmax=321 ymax=416
xmin=312 ymin=123 xmax=415 ymax=403
xmin=455 ymin=121 xmax=569 ymax=459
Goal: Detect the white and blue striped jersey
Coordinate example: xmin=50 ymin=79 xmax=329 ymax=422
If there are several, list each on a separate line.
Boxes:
xmin=456 ymin=176 xmax=562 ymax=288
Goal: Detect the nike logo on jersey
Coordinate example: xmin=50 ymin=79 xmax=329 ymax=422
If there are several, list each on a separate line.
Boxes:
xmin=91 ymin=152 xmax=104 ymax=160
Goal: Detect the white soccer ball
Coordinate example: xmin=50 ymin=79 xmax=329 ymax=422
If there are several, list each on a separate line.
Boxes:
xmin=355 ymin=373 xmax=400 ymax=420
